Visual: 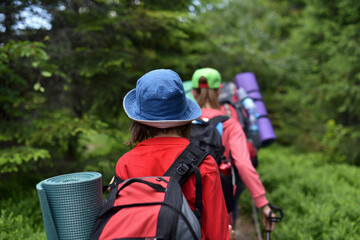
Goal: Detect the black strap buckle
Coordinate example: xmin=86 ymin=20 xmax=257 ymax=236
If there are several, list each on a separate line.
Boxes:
xmin=186 ymin=154 xmax=197 ymax=163
xmin=176 ymin=164 xmax=190 ymax=176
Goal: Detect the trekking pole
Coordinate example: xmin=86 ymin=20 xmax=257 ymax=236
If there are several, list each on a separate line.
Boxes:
xmin=265 ymin=204 xmax=284 ymax=240
xmin=251 ymin=199 xmax=263 ymax=240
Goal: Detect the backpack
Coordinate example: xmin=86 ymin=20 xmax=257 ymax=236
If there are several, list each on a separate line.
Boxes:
xmin=219 ymin=82 xmax=261 ymax=156
xmin=90 ymin=143 xmax=207 ymax=240
xmin=190 ymin=115 xmax=235 ymax=213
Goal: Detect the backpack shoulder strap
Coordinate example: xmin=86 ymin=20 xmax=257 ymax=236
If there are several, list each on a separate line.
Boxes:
xmin=104 ymin=174 xmax=124 ymax=192
xmin=208 ymin=115 xmax=229 ymax=126
xmin=233 ymin=101 xmax=247 ymax=128
xmin=164 ymin=143 xmax=208 ymax=222
xmin=107 ymin=144 xmax=208 ymax=192
xmin=223 ymin=103 xmax=232 ymax=117
xmin=164 ymin=143 xmax=208 ymax=184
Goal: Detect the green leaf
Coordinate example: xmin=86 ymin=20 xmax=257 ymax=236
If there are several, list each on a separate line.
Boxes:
xmin=33 ymin=83 xmax=41 ymax=91
xmin=32 ymin=61 xmax=40 ymax=68
xmin=41 ymin=71 xmax=52 ymax=77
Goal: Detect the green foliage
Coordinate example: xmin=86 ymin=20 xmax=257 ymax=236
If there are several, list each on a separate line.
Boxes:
xmin=0 ymin=40 xmax=61 ymax=174
xmin=0 ymin=0 xmax=210 ymax=177
xmin=0 ymin=210 xmax=46 ymax=240
xmin=29 ymin=110 xmax=109 ymax=156
xmin=0 ymin=191 xmax=45 ymax=240
xmin=0 ymin=40 xmax=53 ymax=119
xmin=0 ymin=171 xmax=47 ymax=239
xmin=200 ymin=0 xmax=360 ymax=165
xmin=246 ymin=145 xmax=360 ymax=239
xmin=0 ymin=147 xmax=50 ymax=173
xmin=195 ymin=0 xmax=294 ymax=87
xmin=320 ymin=119 xmax=349 ymax=163
xmin=0 ymin=106 xmax=111 ymax=174
xmin=282 ymin=0 xmax=360 ymax=164
xmin=195 ymin=0 xmax=318 ymax=151
xmin=43 ymin=0 xmax=208 ymax=119
xmin=80 ymin=117 xmax=132 ymax=182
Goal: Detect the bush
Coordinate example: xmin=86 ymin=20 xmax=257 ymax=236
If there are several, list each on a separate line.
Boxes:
xmin=0 ymin=191 xmax=45 ymax=240
xmin=240 ymin=144 xmax=360 ymax=239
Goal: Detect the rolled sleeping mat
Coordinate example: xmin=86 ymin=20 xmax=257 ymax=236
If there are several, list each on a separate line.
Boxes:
xmin=182 ymin=80 xmax=197 ymax=102
xmin=234 ymin=72 xmax=276 ymax=146
xmin=36 ymin=172 xmax=103 ymax=240
xmin=246 ymin=91 xmax=275 ymax=147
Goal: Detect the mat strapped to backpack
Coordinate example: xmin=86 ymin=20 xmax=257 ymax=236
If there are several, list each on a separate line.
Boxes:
xmin=91 ymin=143 xmax=208 ymax=240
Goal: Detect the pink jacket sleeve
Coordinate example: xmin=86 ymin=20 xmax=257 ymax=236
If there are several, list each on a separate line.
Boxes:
xmin=222 ymin=118 xmax=268 ymax=208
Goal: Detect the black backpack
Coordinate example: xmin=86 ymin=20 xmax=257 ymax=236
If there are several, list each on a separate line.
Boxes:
xmin=218 ymin=82 xmax=262 ymax=150
xmin=91 ymin=143 xmax=207 ymax=240
xmin=190 ymin=115 xmax=235 ymax=213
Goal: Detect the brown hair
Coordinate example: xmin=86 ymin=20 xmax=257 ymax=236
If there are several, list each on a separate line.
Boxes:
xmin=193 ymin=76 xmax=220 ymax=109
xmin=194 ymin=88 xmax=221 ymax=109
xmin=126 ymin=121 xmax=192 ymax=146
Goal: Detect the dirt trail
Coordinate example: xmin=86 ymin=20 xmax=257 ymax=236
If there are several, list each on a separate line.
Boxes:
xmin=234 ymin=204 xmax=259 ymax=240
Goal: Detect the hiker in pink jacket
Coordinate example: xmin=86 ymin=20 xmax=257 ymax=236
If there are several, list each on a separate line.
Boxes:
xmin=191 ymin=67 xmax=276 ymax=232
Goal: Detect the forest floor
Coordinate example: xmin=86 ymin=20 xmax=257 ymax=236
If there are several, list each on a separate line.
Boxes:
xmin=234 ymin=204 xmax=259 ymax=240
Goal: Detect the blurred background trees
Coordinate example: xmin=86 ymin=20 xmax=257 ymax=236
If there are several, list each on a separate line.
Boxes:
xmin=195 ymin=0 xmax=360 ymax=165
xmin=1 ymin=0 xmax=359 ymax=180
xmin=1 ymin=0 xmax=359 ymax=237
xmin=1 ymin=0 xmax=359 ymax=186
xmin=1 ymin=0 xmax=212 ymax=179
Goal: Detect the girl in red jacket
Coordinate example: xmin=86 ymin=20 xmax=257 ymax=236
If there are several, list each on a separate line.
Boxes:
xmin=116 ymin=69 xmax=234 ymax=240
xmin=191 ymin=67 xmax=276 ymax=233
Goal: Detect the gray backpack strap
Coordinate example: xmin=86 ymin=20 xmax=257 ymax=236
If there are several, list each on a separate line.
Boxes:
xmin=224 ymin=103 xmax=232 ymax=117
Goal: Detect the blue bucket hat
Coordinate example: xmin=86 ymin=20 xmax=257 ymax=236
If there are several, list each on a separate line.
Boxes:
xmin=123 ymin=69 xmax=202 ymax=128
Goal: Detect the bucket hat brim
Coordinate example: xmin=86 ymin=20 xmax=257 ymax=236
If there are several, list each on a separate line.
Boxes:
xmin=123 ymin=89 xmax=202 ymax=128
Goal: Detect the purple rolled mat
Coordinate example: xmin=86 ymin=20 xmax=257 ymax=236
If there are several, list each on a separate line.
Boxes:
xmin=247 ymin=91 xmax=262 ymax=101
xmin=234 ymin=72 xmax=260 ymax=92
xmin=236 ymin=73 xmax=267 ymax=116
xmin=247 ymin=92 xmax=268 ymax=116
xmin=257 ymin=118 xmax=276 ymax=146
xmin=234 ymin=72 xmax=276 ymax=145
xmin=254 ymin=101 xmax=268 ymax=117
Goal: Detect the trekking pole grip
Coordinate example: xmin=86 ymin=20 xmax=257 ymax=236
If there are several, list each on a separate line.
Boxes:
xmin=265 ymin=204 xmax=283 ymax=240
xmin=268 ymin=204 xmax=284 ymax=223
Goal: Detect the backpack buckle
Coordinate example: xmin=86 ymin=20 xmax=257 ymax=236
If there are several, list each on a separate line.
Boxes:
xmin=176 ymin=164 xmax=189 ymax=176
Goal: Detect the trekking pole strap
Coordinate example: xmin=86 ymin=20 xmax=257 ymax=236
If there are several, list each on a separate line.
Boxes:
xmin=268 ymin=204 xmax=284 ymax=223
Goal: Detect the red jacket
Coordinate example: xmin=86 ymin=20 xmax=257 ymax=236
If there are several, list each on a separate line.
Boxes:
xmin=116 ymin=137 xmax=230 ymax=240
xmin=201 ymin=108 xmax=268 ymax=208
